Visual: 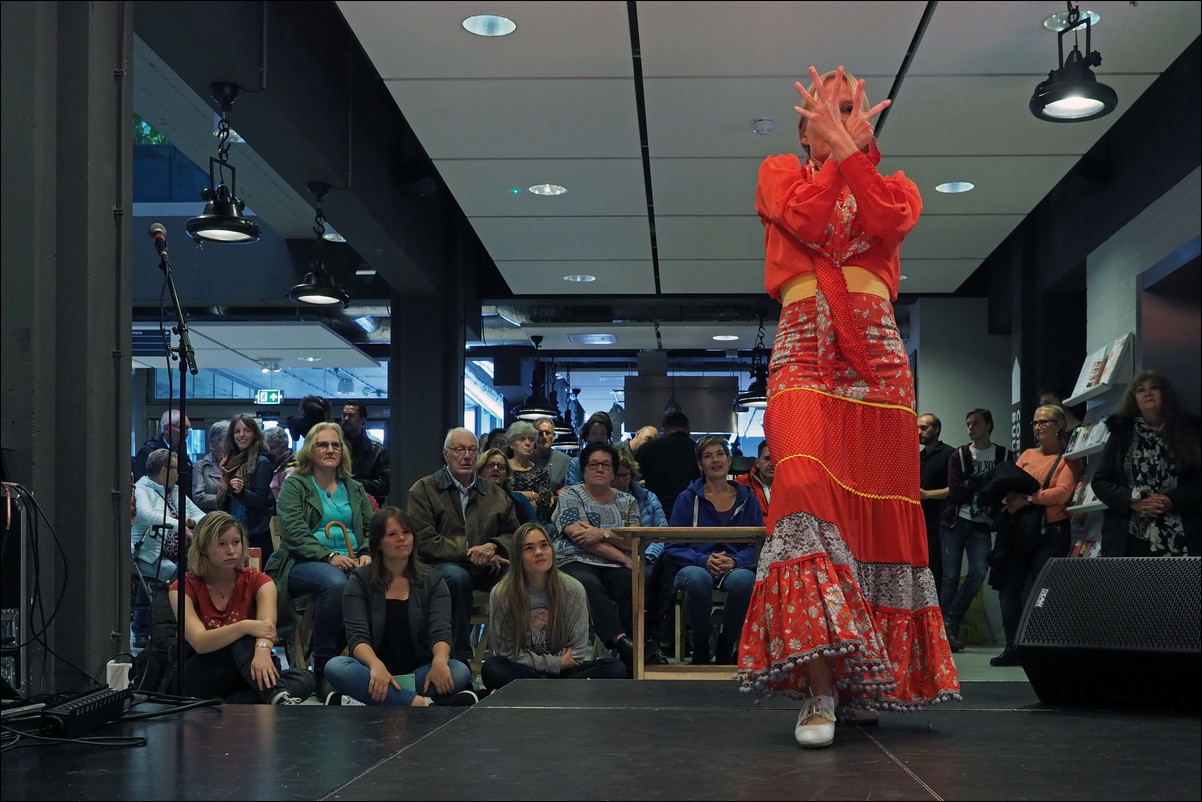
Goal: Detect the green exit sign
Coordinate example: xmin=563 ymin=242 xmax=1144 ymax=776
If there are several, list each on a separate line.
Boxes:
xmin=256 ymin=389 xmax=283 ymax=405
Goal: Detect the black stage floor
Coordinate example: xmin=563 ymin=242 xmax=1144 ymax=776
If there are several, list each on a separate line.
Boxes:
xmin=2 ymin=680 xmax=1198 ymax=801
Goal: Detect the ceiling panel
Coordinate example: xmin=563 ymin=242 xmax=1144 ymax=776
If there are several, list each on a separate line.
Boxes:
xmin=655 ymin=215 xmax=765 ymax=261
xmin=658 ymin=260 xmax=768 ymax=296
xmin=433 ymin=158 xmax=647 ymax=216
xmin=494 ymin=259 xmax=657 ymax=296
xmin=472 ymin=216 xmax=653 ymax=261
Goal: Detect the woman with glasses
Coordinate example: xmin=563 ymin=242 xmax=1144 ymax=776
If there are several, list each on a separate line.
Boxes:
xmin=551 ymin=441 xmax=641 ymax=675
xmin=505 ymin=420 xmax=554 ymax=523
xmin=265 ymin=421 xmax=374 ymax=699
xmin=477 ymin=448 xmax=539 ymax=525
xmin=1092 ymin=370 xmax=1200 ymax=558
xmin=989 ymin=405 xmax=1081 ymax=667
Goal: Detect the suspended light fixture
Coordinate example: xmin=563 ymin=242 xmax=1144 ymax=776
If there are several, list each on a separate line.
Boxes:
xmin=735 ymin=318 xmax=770 ymax=410
xmin=1030 ymin=2 xmax=1117 ymax=122
xmin=513 ymin=336 xmax=559 ymax=421
xmin=186 ymin=83 xmax=261 ymax=243
xmin=288 ymin=182 xmax=350 ymax=308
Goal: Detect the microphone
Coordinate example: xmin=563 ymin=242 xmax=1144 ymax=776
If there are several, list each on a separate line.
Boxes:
xmin=148 ymin=223 xmax=169 ymax=259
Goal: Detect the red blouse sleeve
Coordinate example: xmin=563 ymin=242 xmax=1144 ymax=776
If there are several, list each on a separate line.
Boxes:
xmin=836 ymin=149 xmax=922 ymax=241
xmin=756 ymin=154 xmax=842 ymax=242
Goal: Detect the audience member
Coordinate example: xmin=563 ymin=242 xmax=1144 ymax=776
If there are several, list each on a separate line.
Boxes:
xmin=551 ymin=441 xmax=640 ymax=675
xmin=286 ymin=395 xmax=331 ymax=445
xmin=481 ymin=522 xmax=626 ymax=690
xmin=265 ymin=422 xmax=374 ymax=693
xmin=564 ymin=412 xmax=615 ymax=486
xmin=480 ymin=428 xmax=508 ymax=453
xmin=218 ymin=414 xmax=276 ymax=562
xmin=532 ymin=416 xmax=571 ymax=492
xmin=264 ymin=426 xmax=295 ymax=500
xmin=505 ymin=420 xmax=554 ymax=522
xmin=341 ymin=401 xmax=390 ymax=507
xmin=617 ymin=425 xmax=659 ymax=462
xmin=131 ymin=448 xmax=206 ymax=646
xmin=611 ymin=451 xmax=670 ymax=665
xmin=477 ymin=448 xmax=538 ymax=524
xmin=939 ymin=409 xmax=1012 ymax=652
xmin=635 ymin=411 xmax=700 ymax=511
xmin=918 ymin=413 xmax=954 ymax=591
xmin=324 ymin=507 xmax=478 ymax=706
xmin=1093 ymin=370 xmax=1200 ymax=557
xmin=989 ymin=404 xmax=1080 ymax=666
xmin=1038 ymin=386 xmax=1083 ymax=433
xmin=134 ymin=410 xmax=190 ymax=480
xmin=192 ymin=419 xmax=230 ymax=512
xmin=168 ymin=512 xmax=314 ymax=704
xmin=734 ymin=440 xmax=774 ymax=516
xmin=408 ymin=427 xmax=520 ymax=665
xmin=663 ymin=436 xmax=763 ymax=665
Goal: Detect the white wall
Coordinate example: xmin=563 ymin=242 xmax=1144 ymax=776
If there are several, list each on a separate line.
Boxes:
xmin=1086 ymin=167 xmax=1201 ymax=352
xmin=913 ymin=297 xmax=1012 ymax=442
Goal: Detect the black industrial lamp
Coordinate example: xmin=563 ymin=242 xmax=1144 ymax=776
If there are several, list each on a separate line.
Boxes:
xmin=186 ymin=83 xmax=261 ymax=243
xmin=1030 ymin=3 xmax=1117 ymax=123
xmin=513 ymin=337 xmax=559 ymax=421
xmin=735 ymin=318 xmax=770 ymax=410
xmin=288 ymin=182 xmax=350 ymax=307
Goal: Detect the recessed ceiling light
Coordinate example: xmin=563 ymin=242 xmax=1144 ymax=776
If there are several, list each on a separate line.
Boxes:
xmin=564 ymin=274 xmax=596 ymax=283
xmin=712 ymin=334 xmax=739 ymax=341
xmin=567 ymin=333 xmax=617 ymax=345
xmin=935 ymin=181 xmax=975 ymax=194
xmin=462 ymin=14 xmax=516 ymax=37
xmin=1042 ymin=9 xmax=1100 ymax=32
xmin=354 ymin=266 xmax=376 ymax=277
xmin=900 ymin=274 xmax=909 ymax=281
xmin=322 ymin=231 xmax=347 ymax=243
xmin=299 ymin=356 xmax=322 ymax=363
xmin=528 ymin=183 xmax=567 ymax=196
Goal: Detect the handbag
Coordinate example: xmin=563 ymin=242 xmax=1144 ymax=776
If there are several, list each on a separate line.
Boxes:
xmin=987 ymin=455 xmax=1063 ymax=571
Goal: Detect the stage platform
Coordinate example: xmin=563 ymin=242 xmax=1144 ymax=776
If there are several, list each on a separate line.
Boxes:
xmin=2 ymin=678 xmax=1198 ymax=801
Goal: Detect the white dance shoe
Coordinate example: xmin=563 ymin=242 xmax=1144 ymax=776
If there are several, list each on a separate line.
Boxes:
xmin=794 ymin=694 xmax=836 ymax=749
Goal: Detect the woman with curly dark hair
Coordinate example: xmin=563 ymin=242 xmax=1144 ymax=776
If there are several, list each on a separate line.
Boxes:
xmin=1093 ymin=370 xmax=1200 ymax=557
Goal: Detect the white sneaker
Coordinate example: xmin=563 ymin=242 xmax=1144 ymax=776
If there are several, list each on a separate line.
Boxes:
xmin=340 ymin=695 xmax=367 ymax=706
xmin=794 ymin=694 xmax=836 ymax=749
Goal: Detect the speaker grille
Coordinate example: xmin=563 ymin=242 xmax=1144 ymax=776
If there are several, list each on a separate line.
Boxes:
xmin=1018 ymin=557 xmax=1201 ymax=653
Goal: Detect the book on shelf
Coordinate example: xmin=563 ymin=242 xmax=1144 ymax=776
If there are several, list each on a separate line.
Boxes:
xmin=1084 ymin=423 xmax=1110 ymax=450
xmin=1069 ymin=535 xmax=1087 ymax=557
xmin=1070 ymin=479 xmax=1087 ymax=507
xmin=1066 ymin=425 xmax=1086 ymax=454
xmin=1070 ymin=345 xmax=1111 ymax=399
xmin=1097 ymin=332 xmax=1133 ymax=387
xmin=1080 ymin=539 xmax=1099 ymax=558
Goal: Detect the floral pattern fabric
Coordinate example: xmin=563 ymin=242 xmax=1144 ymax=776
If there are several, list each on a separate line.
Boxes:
xmin=1124 ymin=417 xmax=1186 ymax=554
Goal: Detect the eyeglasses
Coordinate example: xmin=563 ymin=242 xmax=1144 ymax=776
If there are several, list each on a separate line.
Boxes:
xmin=1030 ymin=420 xmax=1056 ymax=428
xmin=313 ymin=441 xmax=343 ymax=451
xmin=448 ymin=446 xmax=479 ymax=457
xmin=484 ymin=461 xmax=507 ymax=471
xmin=585 ymin=461 xmax=614 ymax=472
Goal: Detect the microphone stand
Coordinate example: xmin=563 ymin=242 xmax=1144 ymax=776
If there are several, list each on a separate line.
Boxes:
xmin=156 ymin=238 xmax=197 ymax=697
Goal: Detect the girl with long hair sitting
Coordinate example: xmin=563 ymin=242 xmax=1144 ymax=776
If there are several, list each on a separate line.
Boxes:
xmin=481 ymin=522 xmax=625 ymax=691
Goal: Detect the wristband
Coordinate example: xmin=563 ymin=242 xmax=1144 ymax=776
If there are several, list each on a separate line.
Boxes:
xmin=1025 ymin=495 xmax=1033 ymax=504
xmin=255 ymin=641 xmax=272 ymax=649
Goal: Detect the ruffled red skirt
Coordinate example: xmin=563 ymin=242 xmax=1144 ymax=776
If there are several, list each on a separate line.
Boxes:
xmin=736 ymin=293 xmax=960 ymax=709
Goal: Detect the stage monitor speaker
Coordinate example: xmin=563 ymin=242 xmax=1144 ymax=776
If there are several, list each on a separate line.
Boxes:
xmin=1016 ymin=556 xmax=1200 ymax=710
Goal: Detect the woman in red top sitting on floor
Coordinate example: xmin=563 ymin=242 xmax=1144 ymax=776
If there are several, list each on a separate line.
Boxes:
xmin=169 ymin=512 xmax=315 ymax=704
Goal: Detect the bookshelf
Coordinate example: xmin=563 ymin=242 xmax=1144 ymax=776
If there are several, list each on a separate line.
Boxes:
xmin=1062 ymin=331 xmax=1135 ymax=555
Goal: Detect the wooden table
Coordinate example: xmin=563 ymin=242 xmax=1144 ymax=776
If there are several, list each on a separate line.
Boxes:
xmin=612 ymin=526 xmax=765 ymax=680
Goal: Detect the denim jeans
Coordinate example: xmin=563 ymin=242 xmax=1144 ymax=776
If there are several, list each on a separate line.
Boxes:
xmin=939 ymin=520 xmax=992 ymax=631
xmin=324 ymin=655 xmax=473 ymax=706
xmin=559 ymin=562 xmax=633 ymax=646
xmin=672 ymin=565 xmax=754 ymax=648
xmin=132 ymin=557 xmax=177 ymax=641
xmin=287 ymin=560 xmax=351 ymax=672
xmin=480 ymin=655 xmax=626 ymax=690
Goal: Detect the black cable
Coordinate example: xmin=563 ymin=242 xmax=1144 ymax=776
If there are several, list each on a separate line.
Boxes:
xmin=1 ymin=723 xmax=147 ymax=751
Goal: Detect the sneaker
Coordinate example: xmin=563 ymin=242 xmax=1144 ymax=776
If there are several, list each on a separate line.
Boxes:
xmin=794 ymin=694 xmax=836 ymax=749
xmin=434 ymin=689 xmax=478 ymax=707
xmin=323 ymin=690 xmax=344 ymax=705
xmin=990 ymin=645 xmax=1021 ymax=667
xmin=644 ymin=640 xmax=669 ymax=665
xmin=340 ymin=695 xmax=367 ymax=706
xmin=274 ymin=693 xmax=305 ymax=705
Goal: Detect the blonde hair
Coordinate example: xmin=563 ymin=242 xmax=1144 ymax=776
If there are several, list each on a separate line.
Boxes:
xmin=187 ymin=512 xmax=245 ymax=577
xmin=797 ymin=69 xmax=873 ymax=156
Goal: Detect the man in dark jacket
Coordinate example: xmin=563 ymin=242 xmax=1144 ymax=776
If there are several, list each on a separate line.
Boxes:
xmin=341 ymin=401 xmax=390 ymax=506
xmin=635 ymin=412 xmax=700 ymax=511
xmin=918 ymin=414 xmax=954 ymax=595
